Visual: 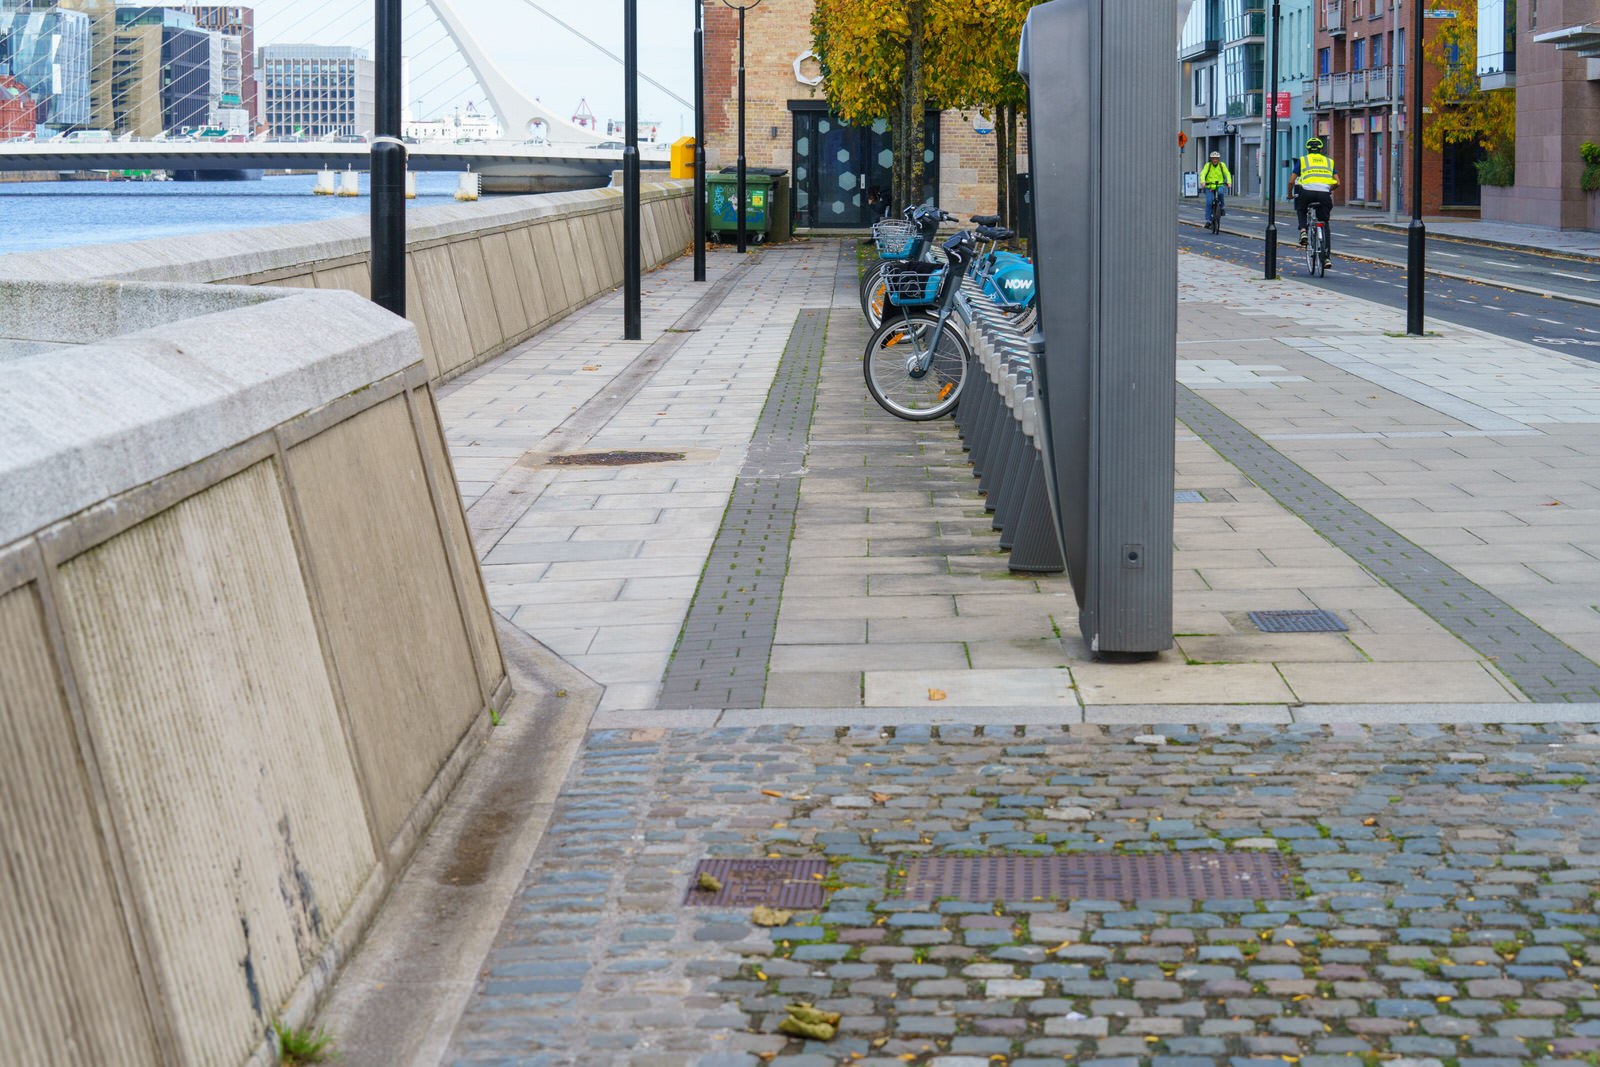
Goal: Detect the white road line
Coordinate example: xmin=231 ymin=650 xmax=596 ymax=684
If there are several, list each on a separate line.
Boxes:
xmin=1539 ymin=318 xmax=1564 ymax=325
xmin=1550 ymin=271 xmax=1598 ymax=283
xmin=1433 ymin=251 xmax=1462 ymax=258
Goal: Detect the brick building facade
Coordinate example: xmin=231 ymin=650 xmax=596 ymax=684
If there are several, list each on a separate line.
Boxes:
xmin=700 ymin=0 xmax=1018 ymax=228
xmin=1306 ymin=0 xmax=1467 ymax=216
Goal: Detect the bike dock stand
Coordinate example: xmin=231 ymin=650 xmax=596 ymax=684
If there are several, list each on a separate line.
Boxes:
xmin=956 ymin=294 xmax=1064 ymax=574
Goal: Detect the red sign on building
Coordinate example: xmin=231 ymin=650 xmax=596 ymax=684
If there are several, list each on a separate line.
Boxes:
xmin=0 ymin=76 xmax=37 ymax=141
xmin=1271 ymin=92 xmax=1292 ymax=119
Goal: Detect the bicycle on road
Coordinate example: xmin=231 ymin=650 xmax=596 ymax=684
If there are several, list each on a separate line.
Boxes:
xmin=1206 ymin=185 xmax=1226 ymax=234
xmin=863 ymin=220 xmax=979 ymax=421
xmin=1304 ymin=216 xmax=1329 ymax=277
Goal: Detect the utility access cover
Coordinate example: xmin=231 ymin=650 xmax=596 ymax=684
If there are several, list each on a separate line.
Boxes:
xmin=1248 ymin=609 xmax=1348 ymax=633
xmin=683 ymin=859 xmax=829 ymax=908
xmin=900 ymin=853 xmax=1289 ymax=903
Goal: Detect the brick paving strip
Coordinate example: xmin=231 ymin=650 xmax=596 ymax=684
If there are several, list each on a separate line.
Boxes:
xmin=1176 ymin=385 xmax=1600 ymax=703
xmin=656 ymin=306 xmax=831 ymax=709
xmin=442 ymin=721 xmax=1600 ymax=1067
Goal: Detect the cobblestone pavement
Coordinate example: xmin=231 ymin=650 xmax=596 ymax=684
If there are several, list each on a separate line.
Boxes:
xmin=444 ymin=722 xmax=1600 ymax=1067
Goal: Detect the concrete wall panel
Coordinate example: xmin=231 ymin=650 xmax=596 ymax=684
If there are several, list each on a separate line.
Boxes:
xmin=583 ymin=213 xmax=616 ymax=288
xmin=283 ymin=395 xmax=481 ymax=848
xmin=506 ymin=225 xmax=550 ymax=329
xmin=600 ymin=209 xmax=625 ymax=285
xmin=529 ymin=222 xmax=572 ymax=318
xmin=445 ymin=238 xmax=504 ymax=357
xmin=403 ymin=256 xmax=440 ymax=378
xmin=479 ymin=230 xmax=529 ymax=340
xmin=411 ymin=387 xmax=503 ymax=694
xmin=411 ymin=245 xmax=474 ymax=377
xmin=314 ymin=263 xmax=370 ymax=299
xmin=565 ymin=217 xmax=603 ymax=302
xmin=0 ymin=581 xmax=163 ymax=1067
xmin=56 ymin=461 xmax=376 ymax=1067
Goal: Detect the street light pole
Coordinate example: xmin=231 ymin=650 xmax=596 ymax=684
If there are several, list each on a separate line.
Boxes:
xmin=693 ymin=0 xmax=706 ymax=282
xmin=1406 ymin=0 xmax=1425 ymax=335
xmin=1264 ymin=0 xmax=1281 ymax=280
xmin=370 ymin=0 xmax=405 ymax=315
xmin=623 ymin=0 xmax=641 ymax=339
xmin=722 ymin=0 xmax=763 ymax=254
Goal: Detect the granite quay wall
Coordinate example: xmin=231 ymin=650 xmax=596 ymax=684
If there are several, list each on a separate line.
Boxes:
xmin=0 ymin=179 xmax=697 ymax=383
xmin=0 ymin=277 xmax=509 ymax=1066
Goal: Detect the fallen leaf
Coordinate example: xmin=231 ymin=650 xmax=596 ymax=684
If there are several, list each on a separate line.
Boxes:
xmin=697 ymin=872 xmax=723 ymax=893
xmin=1362 ymin=817 xmax=1376 ymax=826
xmin=873 ymin=792 xmax=891 ymax=803
xmin=928 ymin=688 xmax=947 ymax=701
xmin=762 ymin=790 xmax=784 ymax=797
xmin=751 ymin=905 xmax=793 ymax=927
xmin=1045 ymin=941 xmax=1071 ymax=953
xmin=582 ymin=365 xmax=600 ymax=370
xmin=1542 ymin=500 xmax=1562 ymax=506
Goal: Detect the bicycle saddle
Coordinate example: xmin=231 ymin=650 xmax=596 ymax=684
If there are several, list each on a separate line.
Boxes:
xmin=969 ymin=214 xmax=1002 ymax=226
xmin=976 ymin=225 xmax=1015 ymax=241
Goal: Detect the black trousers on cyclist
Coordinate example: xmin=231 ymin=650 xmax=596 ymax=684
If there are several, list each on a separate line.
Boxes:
xmin=1295 ymin=190 xmax=1334 ymax=255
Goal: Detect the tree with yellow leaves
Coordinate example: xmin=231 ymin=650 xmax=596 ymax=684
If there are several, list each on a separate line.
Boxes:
xmin=1422 ymin=0 xmax=1516 ymax=185
xmin=811 ymin=0 xmax=1044 ymax=215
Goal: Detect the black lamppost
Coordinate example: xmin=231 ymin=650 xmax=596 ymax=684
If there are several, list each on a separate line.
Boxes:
xmin=693 ymin=0 xmax=706 ymax=281
xmin=371 ymin=0 xmax=405 ymax=315
xmin=721 ymin=0 xmax=763 ymax=253
xmin=623 ymin=0 xmax=641 ymax=339
xmin=1406 ymin=0 xmax=1426 ymax=335
xmin=1264 ymin=0 xmax=1281 ymax=280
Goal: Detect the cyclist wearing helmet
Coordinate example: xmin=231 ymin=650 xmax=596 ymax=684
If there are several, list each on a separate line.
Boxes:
xmin=1200 ymin=150 xmax=1232 ymax=227
xmin=1290 ymin=136 xmax=1339 ymax=264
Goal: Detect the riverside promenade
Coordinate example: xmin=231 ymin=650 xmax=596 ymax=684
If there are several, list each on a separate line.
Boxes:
xmin=319 ymin=237 xmax=1600 ymax=1066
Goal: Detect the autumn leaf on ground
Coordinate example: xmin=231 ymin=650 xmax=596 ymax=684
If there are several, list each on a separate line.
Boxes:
xmin=696 ymin=872 xmax=723 ymax=893
xmin=928 ymin=688 xmax=947 ymax=701
xmin=751 ymin=905 xmax=793 ymax=927
xmin=762 ymin=789 xmax=784 ymax=797
xmin=872 ymin=792 xmax=891 ymax=803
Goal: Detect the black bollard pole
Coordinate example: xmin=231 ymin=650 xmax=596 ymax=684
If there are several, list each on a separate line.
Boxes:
xmin=623 ymin=0 xmax=641 ymax=339
xmin=1264 ymin=0 xmax=1280 ymax=280
xmin=693 ymin=0 xmax=706 ymax=281
xmin=735 ymin=4 xmax=747 ymax=253
xmin=1406 ymin=0 xmax=1426 ymax=335
xmin=371 ymin=0 xmax=406 ymax=315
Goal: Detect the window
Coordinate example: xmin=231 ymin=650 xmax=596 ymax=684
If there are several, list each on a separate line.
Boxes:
xmin=1352 ymin=38 xmax=1365 ymax=69
xmin=1194 ymin=67 xmax=1209 ymax=107
xmin=1319 ymin=46 xmax=1330 ymax=75
xmin=1372 ymin=33 xmax=1384 ymax=67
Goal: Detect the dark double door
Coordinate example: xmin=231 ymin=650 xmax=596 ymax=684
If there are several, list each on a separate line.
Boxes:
xmin=790 ymin=107 xmax=940 ymax=229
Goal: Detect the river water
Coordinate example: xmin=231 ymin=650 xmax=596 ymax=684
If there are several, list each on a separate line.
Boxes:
xmin=0 ymin=172 xmax=491 ymax=255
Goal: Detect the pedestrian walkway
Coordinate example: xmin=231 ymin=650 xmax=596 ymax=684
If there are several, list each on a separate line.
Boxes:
xmin=326 ymin=236 xmax=1600 ymax=1066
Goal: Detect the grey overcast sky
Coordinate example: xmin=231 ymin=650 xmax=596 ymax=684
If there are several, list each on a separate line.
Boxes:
xmin=252 ymin=0 xmax=698 ymax=136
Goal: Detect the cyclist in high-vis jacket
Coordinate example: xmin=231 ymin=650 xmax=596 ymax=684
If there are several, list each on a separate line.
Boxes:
xmin=1200 ymin=151 xmax=1232 ymax=227
xmin=1291 ymin=137 xmax=1339 ymax=262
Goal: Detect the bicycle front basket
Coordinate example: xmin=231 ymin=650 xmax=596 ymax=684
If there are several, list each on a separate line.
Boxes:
xmin=872 ymin=218 xmax=919 ymax=259
xmin=884 ymin=265 xmax=944 ymax=307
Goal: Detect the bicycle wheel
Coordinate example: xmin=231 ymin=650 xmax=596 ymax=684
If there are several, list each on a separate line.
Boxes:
xmin=861 ymin=268 xmax=890 ymax=330
xmin=1210 ymin=198 xmax=1221 ymax=234
xmin=1312 ymin=225 xmax=1327 ymax=277
xmin=1304 ymin=226 xmax=1319 ymax=276
xmin=863 ymin=312 xmax=970 ymax=421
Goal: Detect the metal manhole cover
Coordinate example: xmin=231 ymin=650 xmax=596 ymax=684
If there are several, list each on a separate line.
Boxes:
xmin=548 ymin=450 xmax=687 ymax=467
xmin=899 ymin=853 xmax=1290 ymax=902
xmin=683 ymin=859 xmax=829 ymax=908
xmin=1248 ymin=609 xmax=1347 ymax=633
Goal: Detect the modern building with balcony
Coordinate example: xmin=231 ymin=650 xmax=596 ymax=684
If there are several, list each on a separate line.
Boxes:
xmin=259 ymin=44 xmax=373 ymax=140
xmin=1222 ymin=0 xmax=1267 ymax=195
xmin=1268 ymin=0 xmax=1316 ymax=199
xmin=1307 ymin=0 xmax=1468 ymax=215
xmin=1180 ymin=0 xmax=1226 ymax=182
xmin=181 ymin=6 xmax=256 ymax=126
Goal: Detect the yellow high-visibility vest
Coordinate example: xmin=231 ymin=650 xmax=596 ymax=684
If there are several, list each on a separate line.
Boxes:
xmin=1297 ymin=153 xmax=1337 ymax=191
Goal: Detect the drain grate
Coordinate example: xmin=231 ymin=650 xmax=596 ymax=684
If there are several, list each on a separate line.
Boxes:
xmin=548 ymin=450 xmax=687 ymax=467
xmin=1248 ymin=609 xmax=1348 ymax=633
xmin=683 ymin=859 xmax=829 ymax=908
xmin=900 ymin=853 xmax=1290 ymax=902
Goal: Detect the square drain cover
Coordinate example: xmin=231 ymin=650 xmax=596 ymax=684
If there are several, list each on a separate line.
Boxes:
xmin=1248 ymin=609 xmax=1347 ymax=633
xmin=684 ymin=859 xmax=829 ymax=908
xmin=900 ymin=853 xmax=1290 ymax=903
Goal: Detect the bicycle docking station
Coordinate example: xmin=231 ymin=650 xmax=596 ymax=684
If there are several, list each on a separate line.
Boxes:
xmin=1006 ymin=0 xmax=1177 ymax=657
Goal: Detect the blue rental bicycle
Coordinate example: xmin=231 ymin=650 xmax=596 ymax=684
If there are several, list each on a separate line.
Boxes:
xmin=864 ymin=222 xmax=980 ymax=420
xmin=861 ymin=205 xmax=945 ymax=328
xmin=862 ymin=209 xmax=1035 ymax=333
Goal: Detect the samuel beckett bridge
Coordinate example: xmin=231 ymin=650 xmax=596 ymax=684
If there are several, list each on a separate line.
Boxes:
xmin=0 ymin=0 xmax=675 ymax=189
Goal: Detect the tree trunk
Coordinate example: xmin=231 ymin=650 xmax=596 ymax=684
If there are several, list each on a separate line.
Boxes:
xmin=894 ymin=0 xmax=927 ymax=212
xmin=995 ymin=106 xmax=1008 ymax=226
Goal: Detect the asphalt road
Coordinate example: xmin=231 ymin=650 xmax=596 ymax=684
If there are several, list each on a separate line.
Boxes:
xmin=1181 ymin=200 xmax=1600 ymax=307
xmin=1178 ymin=212 xmax=1600 ymax=363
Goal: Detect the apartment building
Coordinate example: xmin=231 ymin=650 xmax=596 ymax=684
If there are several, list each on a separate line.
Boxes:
xmin=0 ymin=5 xmax=92 ymax=131
xmin=259 ymin=44 xmax=373 ymax=139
